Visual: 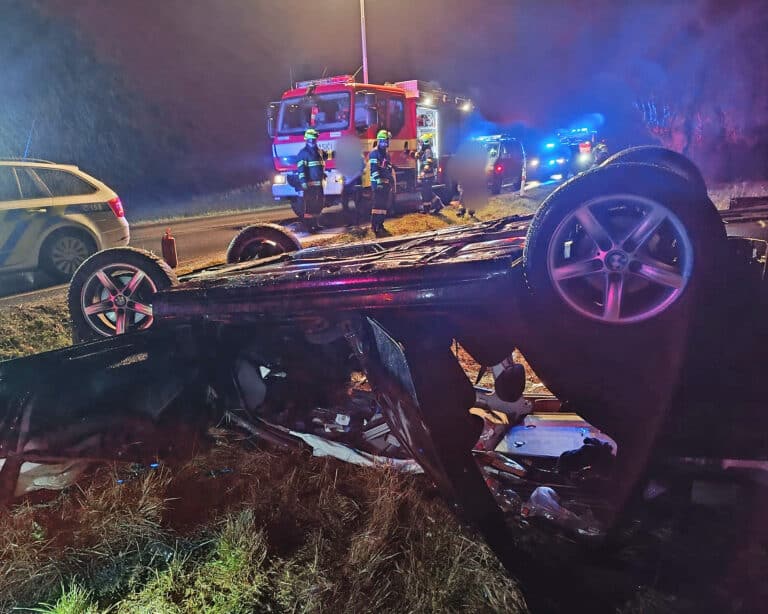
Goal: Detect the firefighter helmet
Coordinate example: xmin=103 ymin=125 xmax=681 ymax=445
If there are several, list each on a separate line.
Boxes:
xmin=304 ymin=128 xmax=319 ymax=141
xmin=376 ymin=129 xmax=391 ymax=141
xmin=420 ymin=134 xmax=433 ymax=147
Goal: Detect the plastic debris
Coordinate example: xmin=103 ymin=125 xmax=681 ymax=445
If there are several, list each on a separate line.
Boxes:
xmin=522 ymin=486 xmax=602 ymax=536
xmin=484 ymin=475 xmax=522 ymax=514
xmin=288 ymin=430 xmax=423 ymax=473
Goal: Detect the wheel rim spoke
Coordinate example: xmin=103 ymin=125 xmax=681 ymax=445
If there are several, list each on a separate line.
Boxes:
xmin=131 ymin=302 xmax=153 ymax=317
xmin=575 ymin=207 xmax=613 ymax=251
xmin=623 ymin=207 xmax=667 ymax=251
xmin=551 ymin=257 xmax=603 ymax=281
xmin=95 ymin=271 xmax=119 ymax=295
xmin=115 ymin=311 xmax=127 ymax=335
xmin=633 ymin=258 xmax=685 ymax=289
xmin=84 ymin=300 xmax=113 ymax=316
xmin=603 ymin=274 xmax=624 ymax=322
xmin=124 ymin=270 xmax=146 ymax=295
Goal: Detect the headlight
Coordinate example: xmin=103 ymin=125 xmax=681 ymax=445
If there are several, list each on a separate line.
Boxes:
xmin=528 ymin=158 xmax=539 ymax=168
xmin=273 ymin=174 xmax=287 ymax=185
xmin=556 ymin=157 xmax=566 ymax=164
xmin=578 ymin=153 xmax=592 ymax=165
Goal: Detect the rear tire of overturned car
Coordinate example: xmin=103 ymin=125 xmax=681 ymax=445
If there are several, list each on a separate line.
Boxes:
xmin=520 ymin=163 xmax=727 ymax=515
xmin=225 ymin=223 xmax=301 ymax=264
xmin=601 ymin=146 xmax=708 ymax=195
xmin=68 ymin=247 xmax=178 ymax=343
xmin=524 ymin=162 xmax=725 ymax=327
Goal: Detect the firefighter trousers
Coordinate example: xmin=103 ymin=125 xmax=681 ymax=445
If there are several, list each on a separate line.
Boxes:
xmin=420 ymin=177 xmax=443 ymax=212
xmin=371 ymin=186 xmax=391 ymax=233
xmin=303 ymin=186 xmax=325 ymax=230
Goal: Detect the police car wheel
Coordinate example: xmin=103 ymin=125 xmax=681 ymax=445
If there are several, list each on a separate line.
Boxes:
xmin=68 ymin=247 xmax=178 ymax=343
xmin=226 ymin=223 xmax=301 ymax=264
xmin=40 ymin=229 xmax=96 ymax=282
xmin=601 ymin=146 xmax=708 ymax=195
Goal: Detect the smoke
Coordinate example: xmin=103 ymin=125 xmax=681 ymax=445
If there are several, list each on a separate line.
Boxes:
xmin=35 ymin=0 xmax=768 ymax=189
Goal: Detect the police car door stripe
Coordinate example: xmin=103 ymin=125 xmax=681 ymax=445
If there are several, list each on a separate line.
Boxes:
xmin=0 ymin=210 xmax=31 ymax=265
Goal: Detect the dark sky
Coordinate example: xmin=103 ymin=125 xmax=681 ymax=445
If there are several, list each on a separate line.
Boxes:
xmin=43 ymin=0 xmax=768 ymax=177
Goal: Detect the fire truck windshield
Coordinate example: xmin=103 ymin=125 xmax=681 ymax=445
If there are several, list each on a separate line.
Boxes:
xmin=277 ymin=92 xmax=351 ymax=135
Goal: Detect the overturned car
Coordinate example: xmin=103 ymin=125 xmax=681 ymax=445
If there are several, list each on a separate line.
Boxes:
xmin=2 ymin=148 xmax=767 ymax=598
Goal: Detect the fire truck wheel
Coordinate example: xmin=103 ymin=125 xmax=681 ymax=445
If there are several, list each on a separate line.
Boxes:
xmin=524 ymin=162 xmax=725 ymax=327
xmin=226 ymin=223 xmax=301 ymax=264
xmin=68 ymin=247 xmax=178 ymax=343
xmin=601 ymin=146 xmax=707 ymax=195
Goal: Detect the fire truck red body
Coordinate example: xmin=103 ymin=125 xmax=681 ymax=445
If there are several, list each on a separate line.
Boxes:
xmin=267 ymin=75 xmax=473 ymax=210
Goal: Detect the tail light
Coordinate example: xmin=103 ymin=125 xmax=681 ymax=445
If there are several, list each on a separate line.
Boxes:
xmin=495 ymin=164 xmax=504 ymax=174
xmin=108 ymin=197 xmax=125 ymax=218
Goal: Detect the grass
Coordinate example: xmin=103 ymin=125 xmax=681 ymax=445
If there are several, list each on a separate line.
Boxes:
xmin=0 ymin=302 xmax=71 ymax=361
xmin=129 ymin=184 xmax=278 ymax=226
xmin=1 ymin=448 xmax=525 ymax=612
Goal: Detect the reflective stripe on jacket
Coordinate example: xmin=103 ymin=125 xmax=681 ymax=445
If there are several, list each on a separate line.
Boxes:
xmin=369 ymin=147 xmax=393 ymax=189
xmin=297 ymin=144 xmax=326 ymax=186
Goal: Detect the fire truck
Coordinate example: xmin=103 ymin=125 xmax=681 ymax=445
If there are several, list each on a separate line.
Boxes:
xmin=267 ymin=75 xmax=474 ymax=213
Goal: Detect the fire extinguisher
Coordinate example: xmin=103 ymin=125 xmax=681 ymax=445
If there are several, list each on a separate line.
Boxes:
xmin=161 ymin=228 xmax=178 ymax=269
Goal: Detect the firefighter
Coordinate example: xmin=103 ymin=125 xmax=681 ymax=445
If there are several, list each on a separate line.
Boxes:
xmin=593 ymin=138 xmax=609 ymax=165
xmin=369 ymin=129 xmax=394 ymax=236
xmin=297 ymin=128 xmax=327 ymax=232
xmin=416 ymin=134 xmax=444 ymax=214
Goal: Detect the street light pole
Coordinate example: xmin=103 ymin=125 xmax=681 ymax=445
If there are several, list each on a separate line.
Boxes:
xmin=360 ymin=0 xmax=369 ymax=83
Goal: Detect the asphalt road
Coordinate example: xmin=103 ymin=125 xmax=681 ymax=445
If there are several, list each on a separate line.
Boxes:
xmin=0 ymin=205 xmax=297 ymax=306
xmin=129 ymin=205 xmax=295 ymax=264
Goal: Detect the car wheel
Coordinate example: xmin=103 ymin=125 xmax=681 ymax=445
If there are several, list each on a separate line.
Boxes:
xmin=40 ymin=229 xmax=96 ymax=282
xmin=490 ymin=178 xmax=502 ymax=195
xmin=68 ymin=247 xmax=178 ymax=343
xmin=225 ymin=223 xmax=301 ymax=264
xmin=601 ymin=146 xmax=707 ymax=195
xmin=524 ymin=163 xmax=724 ymax=326
xmin=521 ymin=163 xmax=727 ymax=520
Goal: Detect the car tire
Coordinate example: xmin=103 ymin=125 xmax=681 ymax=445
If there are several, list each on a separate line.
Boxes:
xmin=520 ymin=162 xmax=727 ymax=522
xmin=524 ymin=162 xmax=724 ymax=326
xmin=490 ymin=178 xmax=502 ymax=195
xmin=39 ymin=228 xmax=96 ymax=282
xmin=601 ymin=146 xmax=708 ymax=195
xmin=522 ymin=162 xmax=726 ymax=439
xmin=225 ymin=223 xmax=301 ymax=264
xmin=68 ymin=247 xmax=178 ymax=343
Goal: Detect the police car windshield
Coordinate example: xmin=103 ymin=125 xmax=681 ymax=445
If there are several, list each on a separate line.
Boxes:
xmin=277 ymin=93 xmax=351 ymax=135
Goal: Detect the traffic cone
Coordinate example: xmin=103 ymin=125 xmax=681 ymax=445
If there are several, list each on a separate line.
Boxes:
xmin=161 ymin=228 xmax=178 ymax=268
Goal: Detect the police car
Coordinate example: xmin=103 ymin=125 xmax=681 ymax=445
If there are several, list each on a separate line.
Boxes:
xmin=0 ymin=159 xmax=129 ymax=281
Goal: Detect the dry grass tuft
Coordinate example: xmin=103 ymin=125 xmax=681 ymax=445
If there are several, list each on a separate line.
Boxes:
xmin=1 ymin=446 xmax=526 ymax=612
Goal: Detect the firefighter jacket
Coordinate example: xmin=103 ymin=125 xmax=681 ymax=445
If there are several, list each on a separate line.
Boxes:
xmin=369 ymin=147 xmax=394 ymax=190
xmin=297 ymin=144 xmax=327 ymax=189
xmin=417 ymin=145 xmax=436 ymax=181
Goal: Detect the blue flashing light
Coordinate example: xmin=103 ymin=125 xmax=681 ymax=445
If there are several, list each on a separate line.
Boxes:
xmin=548 ymin=159 xmax=556 ymax=166
xmin=545 ymin=142 xmax=556 ymax=149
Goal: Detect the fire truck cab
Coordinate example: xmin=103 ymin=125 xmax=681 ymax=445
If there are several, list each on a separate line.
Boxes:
xmin=267 ymin=75 xmax=473 ymax=212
